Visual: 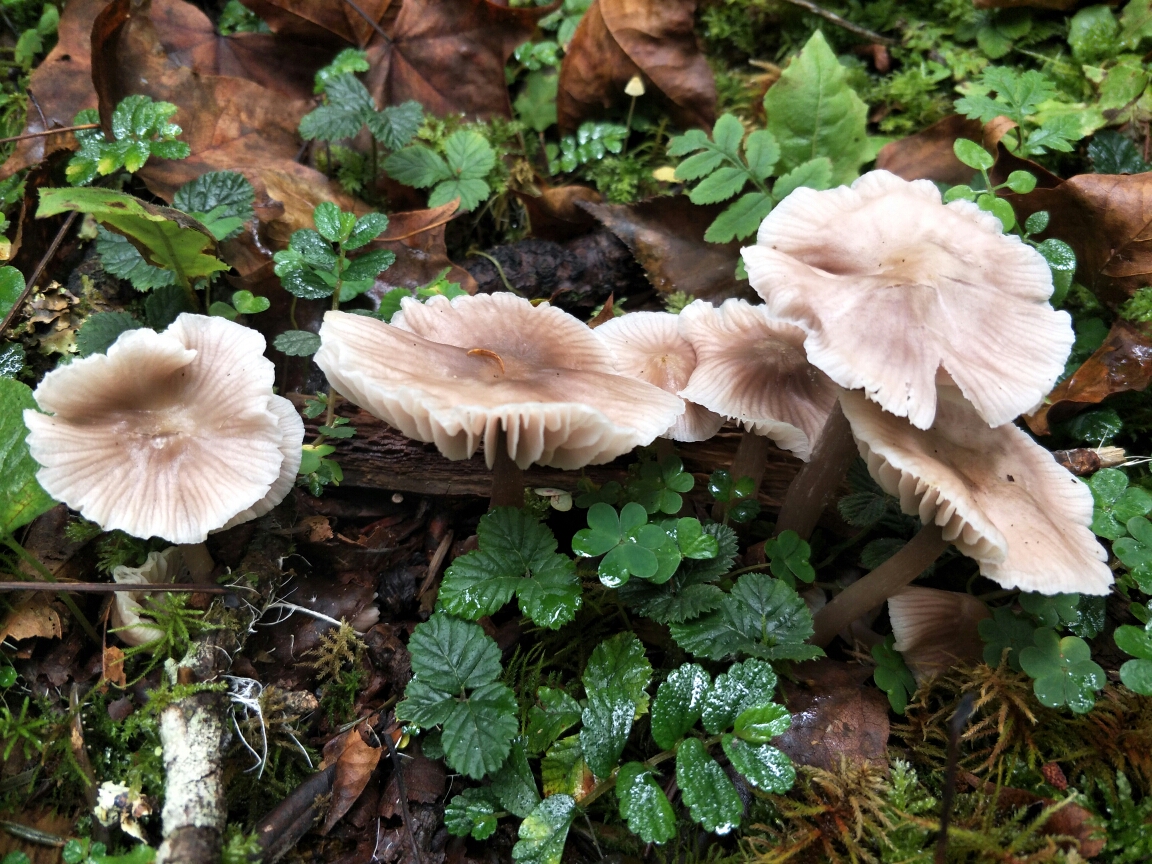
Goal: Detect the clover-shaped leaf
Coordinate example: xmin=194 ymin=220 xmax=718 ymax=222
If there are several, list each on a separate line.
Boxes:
xmin=1087 ymin=469 xmax=1152 ymax=540
xmin=1019 ymin=628 xmax=1105 ymax=714
xmin=707 ymin=469 xmax=761 ymax=523
xmin=632 ymin=456 xmax=695 ymax=514
xmin=872 ymin=635 xmax=917 ymax=714
xmin=1116 ymin=624 xmax=1152 ymax=696
xmin=572 ymin=502 xmax=680 ymax=587
xmin=1115 ymin=516 xmax=1152 ymax=592
xmin=765 ymin=530 xmax=815 ymax=587
xmin=979 ymin=606 xmax=1037 ymax=672
xmin=1018 ymin=592 xmax=1082 ymax=629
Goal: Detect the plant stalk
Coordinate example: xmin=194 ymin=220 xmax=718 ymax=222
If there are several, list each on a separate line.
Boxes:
xmin=810 ymin=522 xmax=949 ymax=648
xmin=773 ymin=401 xmax=858 ymax=540
xmin=489 ymin=426 xmax=524 ymax=510
xmin=712 ymin=432 xmax=769 ymax=522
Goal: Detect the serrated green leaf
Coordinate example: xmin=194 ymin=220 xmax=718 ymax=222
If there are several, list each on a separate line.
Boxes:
xmin=676 ymin=737 xmax=742 ymax=834
xmin=689 ymin=166 xmax=750 ymax=205
xmin=76 ymin=312 xmax=145 ymax=357
xmin=1 ymin=379 xmax=55 ymax=534
xmin=666 ymin=128 xmax=710 ymax=157
xmin=0 ymin=267 xmax=22 ymax=325
xmin=733 ymin=702 xmax=791 ymax=743
xmin=0 ymin=344 xmax=26 ymax=379
xmin=700 ymin=658 xmax=778 ymax=734
xmin=721 ymin=734 xmax=795 ymax=792
xmin=512 ymin=795 xmax=576 ymax=864
xmin=95 ymin=227 xmax=175 ymax=291
xmin=583 ymin=632 xmax=652 ymax=713
xmin=651 ymin=663 xmax=710 ymax=749
xmin=345 ymin=212 xmax=390 ymax=250
xmin=616 ymin=762 xmax=676 ymax=844
xmin=514 ymin=71 xmax=558 ymax=133
xmin=978 ymin=606 xmax=1036 ymax=672
xmin=712 ymin=113 xmax=745 ymax=156
xmin=618 ymin=523 xmax=737 ymax=623
xmin=704 ymin=192 xmax=773 ymax=243
xmin=443 ymin=681 xmax=519 ymax=779
xmin=445 ymin=130 xmax=497 ymax=180
xmin=145 ymin=283 xmax=195 ymax=330
xmin=172 ymin=171 xmax=254 ymax=241
xmin=540 ymin=735 xmax=593 ymax=797
xmin=527 ymin=687 xmax=582 ymax=754
xmin=429 ymin=177 xmax=491 ymax=212
xmin=743 ymin=129 xmax=780 ymax=180
xmin=771 ymin=156 xmax=833 ymax=200
xmin=444 ymin=787 xmax=499 ymax=840
xmin=580 ymin=689 xmax=634 ymax=778
xmin=674 ymin=149 xmax=727 ymax=182
xmin=367 ymin=100 xmax=423 ymax=150
xmin=272 ymin=330 xmax=321 ymax=356
xmin=408 ymin=614 xmax=503 ymax=692
xmin=343 ymin=248 xmax=395 ymax=282
xmin=394 ymin=679 xmax=455 ymax=728
xmin=763 ymin=30 xmax=869 ymax=185
xmin=491 ymin=737 xmax=540 ymax=817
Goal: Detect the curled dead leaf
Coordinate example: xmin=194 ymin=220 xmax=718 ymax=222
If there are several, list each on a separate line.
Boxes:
xmin=103 ymin=645 xmax=127 ymax=688
xmin=368 ymin=199 xmax=478 ymax=297
xmin=557 ymin=0 xmax=715 ymax=133
xmin=0 ymin=596 xmax=64 ymax=643
xmin=322 ymin=724 xmax=383 ymax=835
xmin=1027 ymin=320 xmax=1152 ymax=435
xmin=516 ymin=185 xmax=602 ymax=241
xmin=875 ymin=115 xmax=983 ymax=185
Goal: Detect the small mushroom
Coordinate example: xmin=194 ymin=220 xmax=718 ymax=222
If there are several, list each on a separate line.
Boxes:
xmin=743 ymin=170 xmax=1074 ymax=540
xmin=811 ymin=386 xmax=1112 ymax=646
xmin=314 ymin=293 xmax=684 ymax=507
xmin=594 ymin=310 xmax=723 ymax=442
xmin=110 ymin=547 xmax=186 ymax=647
xmin=24 ymin=314 xmax=304 ymax=545
xmin=888 ymin=587 xmax=991 ymax=685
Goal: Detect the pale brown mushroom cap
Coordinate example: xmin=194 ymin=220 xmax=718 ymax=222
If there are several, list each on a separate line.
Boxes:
xmin=743 ymin=170 xmax=1073 ymax=430
xmin=888 ymin=586 xmax=990 ymax=685
xmin=840 ymin=385 xmax=1112 ymax=594
xmin=24 ymin=314 xmax=295 ymax=544
xmin=677 ymin=299 xmax=837 ymax=461
xmin=220 ymin=394 xmax=305 ymax=531
xmin=315 ymin=294 xmax=685 ymax=470
xmin=594 ymin=311 xmax=723 ymax=442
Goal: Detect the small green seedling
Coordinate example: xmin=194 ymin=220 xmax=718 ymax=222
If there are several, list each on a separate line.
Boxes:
xmin=68 ymin=97 xmax=191 ymax=186
xmin=384 ymin=130 xmax=497 ymax=212
xmin=1086 ymin=468 xmax=1152 ymax=540
xmin=872 ymin=635 xmax=917 ymax=714
xmin=708 ymin=469 xmax=761 ymax=523
xmin=1019 ymin=628 xmax=1105 ymax=714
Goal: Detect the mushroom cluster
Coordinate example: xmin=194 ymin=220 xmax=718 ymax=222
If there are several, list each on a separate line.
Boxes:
xmin=24 ymin=314 xmax=303 ymax=545
xmin=739 ymin=170 xmax=1110 ymax=647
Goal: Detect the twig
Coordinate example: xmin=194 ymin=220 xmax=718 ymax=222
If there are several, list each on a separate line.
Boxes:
xmin=340 ymin=0 xmax=391 ymax=44
xmin=0 ymin=581 xmax=229 ymax=593
xmin=777 ymin=0 xmax=897 ymax=45
xmin=0 ymin=210 xmax=79 ymax=335
xmin=381 ymin=725 xmax=422 ymax=864
xmin=466 ymin=250 xmax=521 ymax=295
xmin=382 ymin=213 xmax=456 ymax=242
xmin=2 ymin=533 xmax=100 ymax=645
xmin=0 ymin=123 xmax=99 ymax=145
xmin=935 ymin=693 xmax=976 ymax=864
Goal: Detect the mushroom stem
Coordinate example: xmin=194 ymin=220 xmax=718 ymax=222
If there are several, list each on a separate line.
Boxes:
xmin=654 ymin=437 xmax=676 ymax=462
xmin=712 ymin=432 xmax=770 ymax=521
xmin=810 ymin=522 xmax=948 ymax=648
xmin=178 ymin=543 xmax=215 ymax=583
xmin=489 ymin=427 xmax=525 ymax=510
xmin=773 ymin=401 xmax=858 ymax=539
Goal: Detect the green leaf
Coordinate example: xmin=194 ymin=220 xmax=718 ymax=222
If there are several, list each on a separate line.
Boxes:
xmin=743 ymin=129 xmax=780 ymax=180
xmin=1019 ymin=628 xmax=1105 ymax=714
xmin=1115 ymin=623 xmax=1152 ymax=661
xmin=514 ymin=71 xmax=558 ymax=133
xmin=583 ymin=632 xmax=652 ymax=712
xmin=272 ymin=330 xmax=321 ymax=356
xmin=0 ymin=379 xmax=55 ymax=534
xmin=1088 ymin=130 xmax=1150 ymax=174
xmin=209 ymin=300 xmax=238 ymax=319
xmin=39 ymin=188 xmax=227 ymax=282
xmin=1120 ymin=657 xmax=1152 ymax=695
xmin=367 ymin=100 xmax=423 ymax=150
xmin=1004 ymin=170 xmax=1037 ymax=194
xmin=676 ymin=737 xmax=743 ymax=834
xmin=1018 ymin=592 xmax=1081 ymax=629
xmin=1068 ymin=4 xmax=1119 ymax=62
xmin=443 ymin=681 xmax=519 ymax=779
xmin=953 ymin=138 xmax=994 ymax=171
xmin=343 ymin=248 xmax=396 ymax=282
xmin=408 ymin=614 xmax=503 ymax=692
xmin=313 ymin=201 xmax=353 ymax=243
xmin=540 ymin=735 xmax=591 ymax=797
xmin=573 ymin=502 xmax=679 ymax=587
xmin=0 ymin=267 xmax=22 ymax=324
xmin=763 ymin=30 xmax=870 ymax=185
xmin=1025 ymin=210 xmax=1051 ymax=234
xmin=674 ymin=149 xmax=726 ymax=182
xmin=689 ymin=166 xmax=749 ymax=205
xmin=76 ymin=311 xmax=145 ymax=357
xmin=491 ymin=737 xmax=540 ymax=818
xmin=345 ymin=212 xmax=390 ymax=250
xmin=172 ymin=171 xmax=255 ymax=241
xmin=440 ymin=507 xmax=580 ymax=628
xmin=721 ymin=734 xmax=795 ymax=793
xmin=429 ymin=177 xmax=491 ymax=212
xmin=1087 ymin=469 xmax=1152 ymax=539
xmin=314 ymin=48 xmax=369 ymax=93
xmin=711 ymin=113 xmax=746 ymax=156
xmin=580 ymin=633 xmax=652 ymax=776
xmin=674 ymin=518 xmax=719 ymax=560
xmin=144 ymin=284 xmax=195 ymax=330
xmin=765 ymin=530 xmax=815 ymax=586
xmin=771 ymin=156 xmax=833 ymax=201
xmin=667 ymin=128 xmax=710 ymax=157
xmin=527 ymin=687 xmax=582 ymax=755
xmin=616 ymin=762 xmax=676 ymax=844
xmin=733 ymin=702 xmax=791 ymax=743
xmin=0 ymin=344 xmax=26 ymax=379
xmin=651 ymin=663 xmax=711 ymax=750
xmin=872 ymin=634 xmax=917 ymax=714
xmin=618 ymin=523 xmax=737 ymax=624
xmin=230 ymin=290 xmax=270 ymax=315
xmin=669 ymin=572 xmax=821 ymax=662
xmin=704 ymin=192 xmax=773 ymax=243
xmin=512 ymin=795 xmax=576 ymax=864
xmin=445 ymin=131 xmax=497 ymax=180
xmin=444 ymin=787 xmax=499 ymax=840
xmin=979 ymin=606 xmax=1036 ymax=671
xmin=95 ymin=227 xmax=175 ymax=291
xmin=701 ymin=658 xmax=778 ymax=734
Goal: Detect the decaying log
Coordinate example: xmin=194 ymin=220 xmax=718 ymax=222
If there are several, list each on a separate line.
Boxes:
xmin=294 ymin=398 xmax=804 ymax=508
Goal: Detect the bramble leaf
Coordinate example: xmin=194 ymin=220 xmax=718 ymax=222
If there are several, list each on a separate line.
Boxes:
xmin=512 ymin=795 xmax=576 ymax=864
xmin=444 ymin=787 xmax=499 ymax=840
xmin=651 ymin=663 xmax=710 ymax=750
xmin=0 ymin=379 xmax=55 ymax=534
xmin=676 ymin=737 xmax=742 ymax=834
xmin=616 ymin=762 xmax=676 ymax=844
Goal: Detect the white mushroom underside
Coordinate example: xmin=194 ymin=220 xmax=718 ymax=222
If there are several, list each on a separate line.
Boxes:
xmin=316 ymin=302 xmax=685 ymax=470
xmin=24 ymin=315 xmax=296 ymax=544
xmin=595 ymin=310 xmax=723 ymax=442
xmin=743 ymin=170 xmax=1074 ymax=430
xmin=888 ymin=586 xmax=990 ymax=685
xmin=678 ymin=299 xmax=836 ymax=461
xmin=841 ymin=386 xmax=1112 ymax=595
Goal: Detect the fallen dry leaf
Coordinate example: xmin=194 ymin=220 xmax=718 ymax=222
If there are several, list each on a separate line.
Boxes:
xmin=516 ymin=185 xmax=602 ymax=242
xmin=975 ymin=0 xmax=1076 ymax=8
xmin=379 ymin=744 xmax=445 ymax=818
xmin=368 ymin=199 xmax=478 ymax=296
xmin=558 ymin=0 xmax=715 ymax=133
xmin=1027 ymin=320 xmax=1152 ymax=435
xmin=322 ymin=724 xmax=383 ymax=834
xmin=103 ymin=645 xmax=127 ymax=687
xmin=579 ymin=196 xmax=756 ymax=302
xmin=244 ymin=0 xmax=394 ymax=48
xmin=875 ymin=115 xmax=983 ymax=185
xmin=0 ymin=596 xmax=64 ymax=643
xmin=775 ymin=659 xmax=890 ymax=771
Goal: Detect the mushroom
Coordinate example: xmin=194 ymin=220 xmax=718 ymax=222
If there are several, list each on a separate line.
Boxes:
xmin=887 ymin=586 xmax=990 ymax=685
xmin=810 ymin=386 xmax=1112 ymax=647
xmin=676 ymin=298 xmax=837 ymax=515
xmin=110 ymin=547 xmax=186 ymax=647
xmin=742 ymin=170 xmax=1074 ymax=539
xmin=314 ymin=293 xmax=685 ymax=507
xmin=24 ymin=314 xmax=304 ymax=562
xmin=594 ymin=310 xmax=723 ymax=443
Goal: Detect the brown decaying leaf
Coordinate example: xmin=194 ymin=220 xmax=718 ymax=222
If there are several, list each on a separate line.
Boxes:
xmin=103 ymin=645 xmax=127 ymax=687
xmin=0 ymin=810 xmax=75 ymax=864
xmin=1026 ymin=320 xmax=1152 ymax=435
xmin=1052 ymin=446 xmax=1127 ymax=476
xmin=368 ymin=199 xmax=478 ymax=296
xmin=379 ymin=744 xmax=445 ymax=818
xmin=974 ymin=0 xmax=1076 ymax=8
xmin=1000 ymin=167 xmax=1152 ymax=308
xmin=875 ymin=115 xmax=983 ymax=185
xmin=516 ymin=185 xmax=603 ymax=242
xmin=775 ymin=659 xmax=890 ymax=771
xmin=90 ymin=0 xmax=363 ymax=242
xmin=586 ymin=292 xmax=615 ymax=327
xmin=243 ymin=0 xmax=394 ymax=48
xmin=557 ymin=0 xmax=715 ymax=133
xmin=321 ymin=724 xmax=383 ymax=835
xmin=579 ymin=196 xmax=756 ymax=303
xmin=0 ymin=596 xmax=64 ymax=643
